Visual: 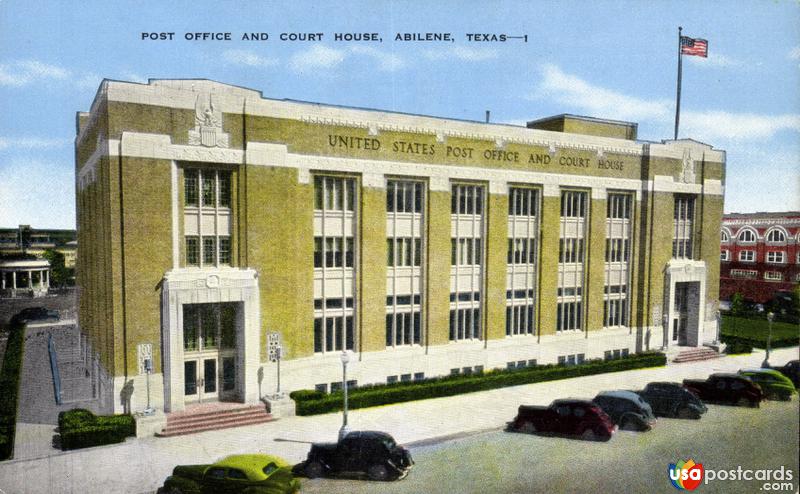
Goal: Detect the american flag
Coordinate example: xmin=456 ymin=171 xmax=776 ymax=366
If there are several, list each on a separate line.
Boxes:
xmin=680 ymin=36 xmax=708 ymax=57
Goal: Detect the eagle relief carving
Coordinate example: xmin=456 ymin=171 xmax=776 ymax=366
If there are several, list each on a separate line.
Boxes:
xmin=188 ymin=91 xmax=230 ymax=148
xmin=680 ymin=148 xmax=695 ymax=184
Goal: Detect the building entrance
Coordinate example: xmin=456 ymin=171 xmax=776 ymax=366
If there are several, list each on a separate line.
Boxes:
xmin=671 ymin=281 xmax=699 ymax=346
xmin=183 ymin=303 xmax=237 ymax=404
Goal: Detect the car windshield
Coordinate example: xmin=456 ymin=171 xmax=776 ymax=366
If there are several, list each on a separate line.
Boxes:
xmin=382 ymin=438 xmax=396 ymax=450
xmin=262 ymin=463 xmax=278 ymax=476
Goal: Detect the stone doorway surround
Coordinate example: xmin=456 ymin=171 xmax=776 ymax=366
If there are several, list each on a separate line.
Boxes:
xmin=663 ymin=259 xmax=707 ymax=348
xmin=160 ymin=268 xmax=260 ymax=413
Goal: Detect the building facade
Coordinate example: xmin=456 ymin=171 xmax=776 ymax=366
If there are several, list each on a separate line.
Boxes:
xmin=720 ymin=212 xmax=800 ymax=303
xmin=75 ymin=79 xmax=725 ymax=414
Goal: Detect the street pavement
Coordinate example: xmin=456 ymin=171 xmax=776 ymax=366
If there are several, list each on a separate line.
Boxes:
xmin=0 ymin=347 xmax=797 ymax=494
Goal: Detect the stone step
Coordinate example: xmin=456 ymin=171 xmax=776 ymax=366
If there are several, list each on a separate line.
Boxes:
xmin=157 ymin=405 xmax=274 ymax=437
xmin=157 ymin=414 xmax=274 ymax=437
xmin=166 ymin=405 xmax=266 ymax=425
xmin=673 ymin=348 xmax=721 ymax=363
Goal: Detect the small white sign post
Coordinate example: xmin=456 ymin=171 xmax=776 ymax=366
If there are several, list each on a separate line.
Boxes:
xmin=267 ymin=332 xmax=284 ymax=397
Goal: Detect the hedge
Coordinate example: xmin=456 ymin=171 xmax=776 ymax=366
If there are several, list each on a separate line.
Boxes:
xmin=58 ymin=409 xmax=135 ymax=451
xmin=291 ymin=352 xmax=667 ymax=416
xmin=722 ymin=334 xmax=799 ymax=353
xmin=0 ymin=323 xmax=26 ymax=461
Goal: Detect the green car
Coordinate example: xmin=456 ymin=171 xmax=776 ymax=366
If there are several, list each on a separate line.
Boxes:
xmin=157 ymin=453 xmax=300 ymax=494
xmin=738 ymin=369 xmax=797 ymax=401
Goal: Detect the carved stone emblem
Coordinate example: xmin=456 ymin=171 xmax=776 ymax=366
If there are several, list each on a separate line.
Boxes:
xmin=206 ymin=274 xmax=220 ymax=288
xmin=188 ymin=92 xmax=229 ymax=148
xmin=680 ymin=149 xmax=695 ymax=184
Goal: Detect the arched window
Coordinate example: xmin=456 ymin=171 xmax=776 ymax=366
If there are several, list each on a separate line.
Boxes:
xmin=720 ymin=230 xmax=730 ymax=243
xmin=765 ymin=229 xmax=786 ymax=244
xmin=737 ymin=228 xmax=756 ymax=244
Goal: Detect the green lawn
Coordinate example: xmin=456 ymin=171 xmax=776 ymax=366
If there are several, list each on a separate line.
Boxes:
xmin=721 ymin=315 xmax=799 ymax=342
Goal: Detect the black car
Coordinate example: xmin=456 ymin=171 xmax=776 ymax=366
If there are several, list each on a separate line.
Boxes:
xmin=773 ymin=360 xmax=800 ymax=388
xmin=683 ymin=373 xmax=763 ymax=407
xmin=636 ymin=382 xmax=707 ymax=419
xmin=592 ymin=390 xmax=657 ymax=431
xmin=10 ymin=307 xmax=60 ymax=326
xmin=295 ymin=431 xmax=413 ymax=481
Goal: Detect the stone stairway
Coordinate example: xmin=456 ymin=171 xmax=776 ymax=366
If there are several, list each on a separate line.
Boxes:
xmin=156 ymin=403 xmax=274 ymax=437
xmin=672 ymin=346 xmax=722 ymax=364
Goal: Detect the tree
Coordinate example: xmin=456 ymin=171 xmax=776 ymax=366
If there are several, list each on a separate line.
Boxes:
xmin=42 ymin=249 xmax=70 ymax=287
xmin=729 ymin=292 xmax=745 ymax=337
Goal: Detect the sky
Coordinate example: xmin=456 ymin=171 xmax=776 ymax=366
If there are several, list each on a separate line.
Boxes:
xmin=1 ymin=0 xmax=799 ymax=229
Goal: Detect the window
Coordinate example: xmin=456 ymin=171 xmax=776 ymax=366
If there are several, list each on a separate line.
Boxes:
xmin=388 ymin=238 xmax=422 ymax=266
xmin=720 ymin=230 xmax=730 ymax=243
xmin=558 ymin=353 xmax=583 ymax=366
xmin=183 ymin=168 xmax=232 ymax=267
xmin=385 ymin=310 xmax=421 ymax=347
xmin=766 ymin=251 xmax=785 ymax=264
xmin=314 ymin=315 xmax=354 ymax=353
xmin=672 ymin=195 xmax=695 ymax=259
xmin=449 ymin=307 xmax=481 ymax=341
xmin=414 ymin=372 xmax=425 ymax=381
xmin=313 ymin=176 xmax=357 ymax=354
xmin=605 ymin=238 xmax=629 ymax=263
xmin=509 ymin=187 xmax=538 ymax=217
xmin=737 ymin=228 xmax=756 ymax=244
xmin=314 ymin=383 xmax=328 ymax=394
xmin=558 ymin=190 xmax=587 ymax=332
xmin=387 ymin=375 xmax=398 ymax=384
xmin=720 ymin=250 xmax=730 ymax=262
xmin=604 ymin=193 xmax=632 ymax=329
xmin=764 ymin=271 xmax=783 ymax=281
xmin=730 ymin=269 xmax=758 ymax=279
xmin=451 ymin=184 xmax=484 ymax=341
xmin=387 ymin=180 xmax=423 ymax=213
xmin=765 ymin=229 xmax=786 ymax=244
xmin=506 ymin=304 xmax=535 ymax=336
xmin=183 ymin=303 xmax=237 ymax=353
xmin=739 ymin=250 xmax=755 ymax=262
xmin=507 ymin=238 xmax=536 ymax=264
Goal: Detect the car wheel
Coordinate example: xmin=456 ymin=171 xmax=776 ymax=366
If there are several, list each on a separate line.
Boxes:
xmin=737 ymin=397 xmax=750 ymax=407
xmin=520 ymin=421 xmax=537 ymax=434
xmin=304 ymin=460 xmax=324 ymax=479
xmin=580 ymin=428 xmax=597 ymax=441
xmin=367 ymin=463 xmax=390 ymax=481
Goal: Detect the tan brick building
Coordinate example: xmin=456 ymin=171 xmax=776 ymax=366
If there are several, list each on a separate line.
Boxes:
xmin=76 ymin=79 xmax=725 ymax=414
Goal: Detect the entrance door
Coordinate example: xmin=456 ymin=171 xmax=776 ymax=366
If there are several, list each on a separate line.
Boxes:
xmin=672 ymin=283 xmax=689 ymax=345
xmin=183 ymin=303 xmax=238 ymax=404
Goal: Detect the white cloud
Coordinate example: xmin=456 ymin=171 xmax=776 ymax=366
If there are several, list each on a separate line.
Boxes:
xmin=0 ymin=59 xmax=70 ymax=86
xmin=789 ymin=46 xmax=800 ymax=60
xmin=222 ymin=49 xmax=279 ymax=68
xmin=0 ymin=137 xmax=71 ymax=151
xmin=681 ymin=111 xmax=800 ymax=141
xmin=0 ymin=157 xmax=75 ymax=228
xmin=423 ymin=46 xmax=498 ymax=62
xmin=530 ymin=64 xmax=800 ymax=142
xmin=722 ymin=143 xmax=800 ymax=213
xmin=349 ymin=46 xmax=405 ymax=72
xmin=289 ymin=45 xmax=346 ymax=72
xmin=530 ymin=64 xmax=672 ymax=122
xmin=687 ymin=53 xmax=742 ymax=67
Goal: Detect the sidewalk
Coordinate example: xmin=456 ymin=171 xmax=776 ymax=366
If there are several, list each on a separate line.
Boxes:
xmin=1 ymin=347 xmax=798 ymax=494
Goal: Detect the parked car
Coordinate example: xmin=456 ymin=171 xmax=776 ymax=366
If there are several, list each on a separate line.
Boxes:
xmin=592 ymin=390 xmax=657 ymax=431
xmin=156 ymin=453 xmax=299 ymax=494
xmin=635 ymin=382 xmax=707 ymax=419
xmin=771 ymin=360 xmax=800 ymax=388
xmin=738 ymin=369 xmax=796 ymax=401
xmin=295 ymin=431 xmax=413 ymax=481
xmin=10 ymin=306 xmax=59 ymax=326
xmin=506 ymin=399 xmax=616 ymax=441
xmin=683 ymin=373 xmax=763 ymax=407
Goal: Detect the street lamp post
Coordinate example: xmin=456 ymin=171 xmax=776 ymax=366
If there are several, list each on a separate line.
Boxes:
xmin=662 ymin=314 xmax=670 ymax=350
xmin=761 ymin=312 xmax=774 ymax=368
xmin=338 ymin=350 xmax=351 ymax=442
xmin=715 ymin=310 xmax=721 ymax=345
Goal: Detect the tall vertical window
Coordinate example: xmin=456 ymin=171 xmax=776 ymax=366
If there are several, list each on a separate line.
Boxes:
xmin=506 ymin=187 xmax=539 ymax=336
xmin=672 ymin=194 xmax=695 ymax=259
xmin=450 ymin=184 xmax=484 ymax=341
xmin=557 ymin=190 xmax=587 ymax=332
xmin=183 ymin=168 xmax=232 ymax=267
xmin=604 ymin=193 xmax=632 ymax=329
xmin=386 ymin=180 xmax=424 ymax=347
xmin=313 ymin=176 xmax=357 ymax=353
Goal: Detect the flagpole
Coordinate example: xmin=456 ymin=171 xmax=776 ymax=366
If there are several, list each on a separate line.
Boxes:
xmin=674 ymin=26 xmax=683 ymax=140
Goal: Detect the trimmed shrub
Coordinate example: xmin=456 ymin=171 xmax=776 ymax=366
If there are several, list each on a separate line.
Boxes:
xmin=292 ymin=352 xmax=667 ymax=416
xmin=58 ymin=409 xmax=135 ymax=450
xmin=0 ymin=323 xmax=25 ymax=461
